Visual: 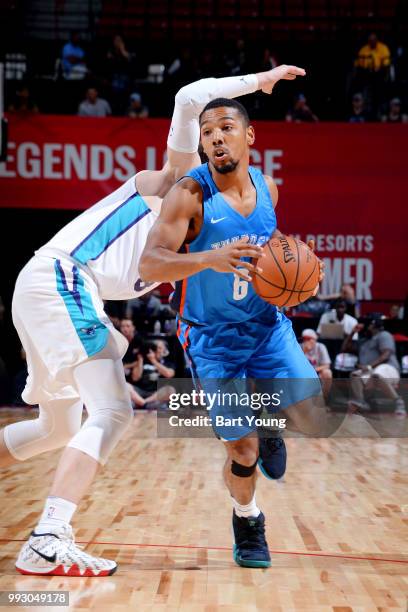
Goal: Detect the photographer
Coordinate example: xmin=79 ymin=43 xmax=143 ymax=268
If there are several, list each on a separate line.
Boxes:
xmin=130 ymin=340 xmax=175 ymax=407
xmin=343 ymin=315 xmax=406 ymax=417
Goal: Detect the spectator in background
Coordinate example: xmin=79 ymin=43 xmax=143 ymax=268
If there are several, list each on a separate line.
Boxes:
xmin=286 ymin=93 xmax=318 ymax=123
xmin=166 ymin=48 xmax=197 ymax=90
xmin=301 ymin=329 xmax=332 ymax=400
xmin=62 ymin=32 xmax=87 ymax=80
xmin=354 ymin=33 xmax=391 ymax=115
xmin=319 ymin=284 xmax=359 ymax=317
xmin=340 ymin=284 xmax=360 ymax=317
xmin=130 ymin=340 xmax=175 ymax=407
xmin=8 ymin=85 xmax=39 ymax=114
xmin=388 ymin=304 xmax=402 ymax=320
xmin=344 ymin=315 xmax=406 ymax=417
xmin=107 ymin=35 xmax=132 ymax=87
xmin=381 ymin=98 xmax=408 ymax=123
xmin=119 ymin=317 xmax=154 ymax=409
xmin=317 ymin=299 xmax=359 ymax=339
xmin=107 ymin=35 xmax=133 ymax=112
xmin=355 ymin=33 xmax=391 ymax=74
xmin=126 ymin=93 xmax=149 ymax=118
xmin=78 ymin=87 xmax=112 ymax=117
xmin=348 ymin=92 xmax=370 ymax=122
xmin=119 ymin=318 xmax=142 ymax=380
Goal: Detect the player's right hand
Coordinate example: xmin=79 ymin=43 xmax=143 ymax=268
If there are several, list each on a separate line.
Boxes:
xmin=205 ymin=238 xmax=264 ymax=281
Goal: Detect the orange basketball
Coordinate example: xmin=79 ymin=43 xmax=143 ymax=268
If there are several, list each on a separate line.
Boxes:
xmin=252 ymin=234 xmax=320 ymax=308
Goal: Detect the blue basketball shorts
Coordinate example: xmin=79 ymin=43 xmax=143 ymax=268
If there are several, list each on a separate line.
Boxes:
xmin=177 ymin=310 xmax=321 ymax=440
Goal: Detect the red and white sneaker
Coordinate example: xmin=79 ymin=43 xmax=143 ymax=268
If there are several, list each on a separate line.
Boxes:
xmin=15 ymin=524 xmax=117 ymax=577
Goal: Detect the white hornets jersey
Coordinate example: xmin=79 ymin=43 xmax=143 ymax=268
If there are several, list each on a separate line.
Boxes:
xmin=38 ymin=176 xmax=159 ymax=300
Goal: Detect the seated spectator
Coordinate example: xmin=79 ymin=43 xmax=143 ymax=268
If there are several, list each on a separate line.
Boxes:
xmin=343 ymin=315 xmax=406 ymax=417
xmin=119 ymin=318 xmax=142 ymax=379
xmin=381 ymin=98 xmax=408 ymax=123
xmin=301 ymin=329 xmax=332 ymax=400
xmin=8 ymin=85 xmax=39 ymax=114
xmin=355 ymin=33 xmax=391 ymax=73
xmin=130 ymin=340 xmax=175 ymax=408
xmin=62 ymin=32 xmax=87 ymax=80
xmin=286 ymin=94 xmax=318 ymax=123
xmin=126 ymin=93 xmax=149 ymax=119
xmin=78 ymin=87 xmax=111 ymax=117
xmin=317 ymin=299 xmax=359 ymax=339
xmin=348 ymin=93 xmax=370 ymax=123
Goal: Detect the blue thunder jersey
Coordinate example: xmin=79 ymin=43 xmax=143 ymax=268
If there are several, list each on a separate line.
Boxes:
xmin=171 ymin=163 xmax=278 ymax=326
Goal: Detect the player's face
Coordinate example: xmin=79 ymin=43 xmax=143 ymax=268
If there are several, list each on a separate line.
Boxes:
xmin=200 ymin=107 xmax=255 ymax=175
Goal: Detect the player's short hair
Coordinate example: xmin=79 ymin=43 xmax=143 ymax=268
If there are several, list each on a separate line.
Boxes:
xmin=199 ymin=97 xmax=250 ymax=127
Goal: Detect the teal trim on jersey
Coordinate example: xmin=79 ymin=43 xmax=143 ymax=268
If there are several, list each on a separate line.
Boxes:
xmin=55 ymin=260 xmax=109 ymax=357
xmin=71 ymin=193 xmax=150 ymax=265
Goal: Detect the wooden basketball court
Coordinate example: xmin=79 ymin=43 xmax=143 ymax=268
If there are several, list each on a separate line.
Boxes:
xmin=0 ymin=408 xmax=407 ymax=611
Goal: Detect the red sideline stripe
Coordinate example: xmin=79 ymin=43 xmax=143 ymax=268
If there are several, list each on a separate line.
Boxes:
xmin=4 ymin=539 xmax=407 ymax=565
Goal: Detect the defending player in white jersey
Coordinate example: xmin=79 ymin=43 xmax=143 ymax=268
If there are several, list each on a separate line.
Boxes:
xmin=0 ymin=65 xmax=305 ymax=576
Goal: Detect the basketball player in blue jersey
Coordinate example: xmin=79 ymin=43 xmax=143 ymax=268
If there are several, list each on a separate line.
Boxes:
xmin=140 ymin=97 xmax=326 ymax=568
xmin=0 ymin=65 xmax=306 ymax=576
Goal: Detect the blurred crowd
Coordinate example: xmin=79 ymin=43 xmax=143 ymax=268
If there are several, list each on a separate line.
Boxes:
xmin=1 ymin=285 xmax=407 ymax=417
xmin=6 ymin=31 xmax=408 ymax=122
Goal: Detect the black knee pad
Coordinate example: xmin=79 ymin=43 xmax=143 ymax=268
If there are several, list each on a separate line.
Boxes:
xmin=231 ymin=459 xmax=258 ymax=477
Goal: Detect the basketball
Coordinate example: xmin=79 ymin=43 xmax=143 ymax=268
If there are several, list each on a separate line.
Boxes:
xmin=252 ymin=234 xmax=320 ymax=307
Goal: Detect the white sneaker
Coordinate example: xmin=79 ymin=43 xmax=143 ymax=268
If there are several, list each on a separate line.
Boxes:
xmin=15 ymin=524 xmax=117 ymax=577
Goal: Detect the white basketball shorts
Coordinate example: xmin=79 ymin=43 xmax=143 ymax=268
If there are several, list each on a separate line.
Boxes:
xmin=12 ymin=254 xmax=128 ymax=405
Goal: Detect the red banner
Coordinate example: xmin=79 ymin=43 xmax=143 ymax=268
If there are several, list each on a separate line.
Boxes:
xmin=1 ymin=115 xmax=407 ymax=301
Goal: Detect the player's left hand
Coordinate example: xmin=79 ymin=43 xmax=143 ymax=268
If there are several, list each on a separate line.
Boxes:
xmin=307 ymin=239 xmax=325 ymax=296
xmin=258 ymin=64 xmax=306 ymax=94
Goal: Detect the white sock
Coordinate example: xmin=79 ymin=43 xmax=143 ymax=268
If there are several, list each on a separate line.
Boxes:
xmin=233 ymin=495 xmax=260 ymax=518
xmin=36 ymin=496 xmax=77 ymax=533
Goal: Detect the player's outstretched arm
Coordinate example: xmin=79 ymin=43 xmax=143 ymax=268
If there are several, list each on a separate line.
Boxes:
xmin=139 ymin=179 xmax=264 ymax=283
xmin=136 ymin=66 xmax=305 ymax=197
